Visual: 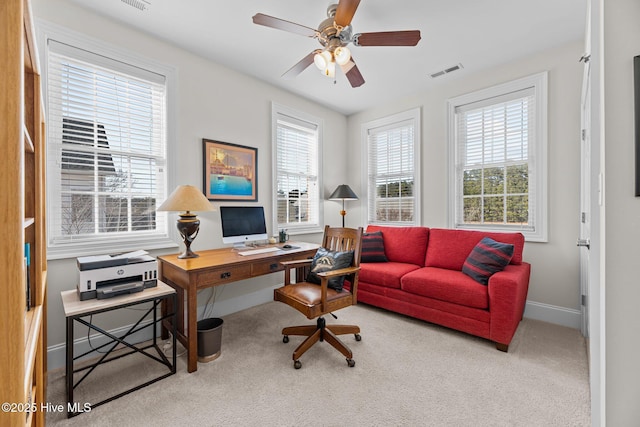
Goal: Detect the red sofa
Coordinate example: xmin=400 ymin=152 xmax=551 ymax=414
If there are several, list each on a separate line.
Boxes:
xmin=356 ymin=226 xmax=531 ymax=351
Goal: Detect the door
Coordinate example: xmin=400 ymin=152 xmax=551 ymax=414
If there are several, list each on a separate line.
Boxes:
xmin=578 ymin=48 xmax=591 ymax=338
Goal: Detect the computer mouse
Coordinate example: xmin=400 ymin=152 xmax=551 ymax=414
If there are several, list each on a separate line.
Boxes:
xmin=283 ymin=244 xmax=292 ymax=249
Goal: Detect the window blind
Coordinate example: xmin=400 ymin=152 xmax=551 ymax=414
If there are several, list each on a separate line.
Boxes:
xmin=275 ymin=113 xmax=320 ymax=230
xmin=455 ymin=87 xmax=535 ymax=230
xmin=367 ymin=119 xmax=416 ymax=224
xmin=46 ymin=40 xmax=168 ymax=248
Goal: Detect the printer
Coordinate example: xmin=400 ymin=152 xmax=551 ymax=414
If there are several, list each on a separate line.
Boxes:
xmin=77 ymin=250 xmax=158 ymax=300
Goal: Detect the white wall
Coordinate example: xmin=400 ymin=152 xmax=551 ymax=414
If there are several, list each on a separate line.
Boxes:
xmin=33 ymin=0 xmax=348 ymax=368
xmin=602 ymin=0 xmax=640 ymax=423
xmin=346 ymin=42 xmax=584 ymax=325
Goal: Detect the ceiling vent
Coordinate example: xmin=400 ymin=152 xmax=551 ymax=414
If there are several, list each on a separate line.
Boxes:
xmin=121 ymin=0 xmax=150 ymax=11
xmin=429 ymin=63 xmax=464 ymax=79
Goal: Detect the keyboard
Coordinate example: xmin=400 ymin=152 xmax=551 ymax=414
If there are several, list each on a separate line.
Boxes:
xmin=237 ymin=247 xmax=281 ymax=256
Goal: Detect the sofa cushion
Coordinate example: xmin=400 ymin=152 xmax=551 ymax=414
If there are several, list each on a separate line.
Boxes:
xmin=401 ymin=267 xmax=489 ymax=309
xmin=425 ymin=228 xmax=525 ymax=270
xmin=366 ymin=225 xmax=429 ymax=266
xmin=306 ymin=247 xmax=354 ymax=291
xmin=359 ymin=262 xmax=421 ymax=289
xmin=462 ymin=237 xmax=514 ymax=285
xmin=361 ymin=231 xmax=388 ymax=263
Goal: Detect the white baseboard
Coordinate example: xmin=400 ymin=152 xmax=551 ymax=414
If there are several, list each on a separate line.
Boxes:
xmin=47 ymin=286 xmax=278 ymax=371
xmin=524 ymin=300 xmax=582 ymax=329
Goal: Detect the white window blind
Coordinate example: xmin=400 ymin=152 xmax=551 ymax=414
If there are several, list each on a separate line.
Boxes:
xmin=456 ymin=89 xmax=534 ymax=229
xmin=364 ymin=109 xmax=420 ymax=225
xmin=448 ymin=72 xmax=547 ymax=241
xmin=273 ymin=106 xmax=322 ymax=233
xmin=46 ymin=39 xmax=169 ymax=256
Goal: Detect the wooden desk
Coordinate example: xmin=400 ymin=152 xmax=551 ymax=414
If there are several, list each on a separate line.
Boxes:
xmin=158 ymin=242 xmax=319 ymax=372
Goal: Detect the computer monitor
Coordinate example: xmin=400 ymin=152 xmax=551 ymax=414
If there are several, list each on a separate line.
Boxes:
xmin=219 ymin=206 xmax=268 ymax=248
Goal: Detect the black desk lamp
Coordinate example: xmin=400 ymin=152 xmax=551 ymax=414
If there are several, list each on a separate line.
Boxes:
xmin=157 ymin=185 xmax=215 ymax=259
xmin=329 ymin=184 xmax=358 ymax=227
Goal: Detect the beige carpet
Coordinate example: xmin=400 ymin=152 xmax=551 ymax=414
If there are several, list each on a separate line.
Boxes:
xmin=46 ymin=302 xmax=591 ymax=426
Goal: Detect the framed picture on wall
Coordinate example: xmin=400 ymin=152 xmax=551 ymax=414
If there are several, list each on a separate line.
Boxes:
xmin=202 ymin=139 xmax=258 ymax=201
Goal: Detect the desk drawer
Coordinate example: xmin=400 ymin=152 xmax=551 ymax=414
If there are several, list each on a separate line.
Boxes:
xmin=251 ymin=259 xmax=287 ymax=276
xmin=197 ymin=264 xmax=251 ymax=286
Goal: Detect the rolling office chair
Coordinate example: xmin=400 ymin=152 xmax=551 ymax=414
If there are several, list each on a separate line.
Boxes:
xmin=274 ymin=226 xmax=363 ymax=369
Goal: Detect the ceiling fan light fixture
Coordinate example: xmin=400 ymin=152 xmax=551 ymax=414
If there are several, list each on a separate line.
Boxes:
xmin=313 ymin=53 xmax=326 ymax=70
xmin=314 ymin=50 xmax=333 ymax=71
xmin=324 ymin=60 xmax=336 ymax=78
xmin=334 ymin=46 xmax=351 ymax=65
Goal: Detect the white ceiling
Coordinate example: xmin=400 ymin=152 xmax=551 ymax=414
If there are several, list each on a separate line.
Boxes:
xmin=71 ymin=0 xmax=586 ymax=115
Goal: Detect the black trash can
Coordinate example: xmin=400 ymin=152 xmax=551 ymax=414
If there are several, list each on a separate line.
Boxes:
xmin=197 ymin=318 xmax=223 ymax=363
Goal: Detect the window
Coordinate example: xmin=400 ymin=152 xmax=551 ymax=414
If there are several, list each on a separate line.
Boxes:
xmin=362 ymin=108 xmax=421 ymax=225
xmin=44 ymin=31 xmax=175 ymax=258
xmin=272 ymin=103 xmax=323 ymax=234
xmin=448 ymin=72 xmax=548 ymax=241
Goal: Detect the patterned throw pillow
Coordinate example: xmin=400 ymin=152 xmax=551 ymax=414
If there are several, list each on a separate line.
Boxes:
xmin=462 ymin=237 xmax=514 ymax=285
xmin=361 ymin=231 xmax=388 ymax=263
xmin=306 ymin=247 xmax=354 ymax=291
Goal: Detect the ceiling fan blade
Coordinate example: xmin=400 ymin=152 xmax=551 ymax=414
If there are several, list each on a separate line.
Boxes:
xmin=340 ymin=58 xmax=365 ymax=88
xmin=252 ymin=13 xmax=318 ymax=38
xmin=334 ymin=0 xmax=361 ymax=28
xmin=282 ymin=51 xmax=317 ymax=80
xmin=354 ymin=30 xmax=422 ymax=46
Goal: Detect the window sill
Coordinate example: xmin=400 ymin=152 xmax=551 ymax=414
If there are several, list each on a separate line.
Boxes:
xmin=47 ymin=235 xmax=178 ymax=260
xmin=453 ymin=224 xmax=547 ymax=243
xmin=284 ymin=226 xmax=325 ymax=236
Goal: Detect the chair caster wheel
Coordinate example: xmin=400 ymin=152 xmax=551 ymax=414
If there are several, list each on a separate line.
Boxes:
xmin=294 ymin=360 xmax=302 ymax=369
xmin=354 ymin=334 xmax=361 ymax=341
xmin=283 ymin=335 xmax=289 ymax=343
xmin=346 ymin=358 xmax=355 ymax=367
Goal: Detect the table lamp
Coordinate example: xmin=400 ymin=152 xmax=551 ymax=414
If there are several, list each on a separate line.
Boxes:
xmin=157 ymin=185 xmax=215 ymax=259
xmin=329 ymin=184 xmax=358 ymax=227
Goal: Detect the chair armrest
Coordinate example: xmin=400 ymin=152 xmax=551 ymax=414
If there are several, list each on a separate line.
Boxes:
xmin=316 ymin=266 xmax=360 ymax=278
xmin=280 ymin=259 xmax=313 ymax=268
xmin=281 ymin=258 xmax=313 ymax=286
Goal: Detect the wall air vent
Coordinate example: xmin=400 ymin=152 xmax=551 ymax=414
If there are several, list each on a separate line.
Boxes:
xmin=429 ymin=63 xmax=464 ymax=79
xmin=121 ymin=0 xmax=150 ymax=11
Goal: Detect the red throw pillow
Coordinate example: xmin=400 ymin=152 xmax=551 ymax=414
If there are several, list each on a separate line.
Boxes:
xmin=361 ymin=231 xmax=388 ymax=263
xmin=461 ymin=237 xmax=514 ymax=285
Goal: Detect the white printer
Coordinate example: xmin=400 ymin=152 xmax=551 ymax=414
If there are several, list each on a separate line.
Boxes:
xmin=76 ymin=250 xmax=158 ymax=300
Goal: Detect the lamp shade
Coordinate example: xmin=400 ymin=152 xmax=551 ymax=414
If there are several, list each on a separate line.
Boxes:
xmin=329 ymin=184 xmax=358 ymax=200
xmin=157 ymin=185 xmax=215 ymax=212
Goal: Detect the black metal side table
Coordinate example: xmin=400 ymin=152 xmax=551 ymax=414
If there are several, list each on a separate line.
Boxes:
xmin=61 ymin=281 xmax=177 ymax=417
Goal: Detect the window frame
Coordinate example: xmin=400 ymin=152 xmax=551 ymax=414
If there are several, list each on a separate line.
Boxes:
xmin=271 ymin=103 xmax=324 ymax=236
xmin=361 ymin=108 xmax=422 ymax=226
xmin=39 ymin=21 xmax=177 ymax=259
xmin=447 ymin=72 xmax=548 ymax=242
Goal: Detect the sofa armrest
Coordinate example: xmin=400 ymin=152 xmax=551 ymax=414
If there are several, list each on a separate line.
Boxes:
xmin=487 ymin=262 xmax=531 ymax=346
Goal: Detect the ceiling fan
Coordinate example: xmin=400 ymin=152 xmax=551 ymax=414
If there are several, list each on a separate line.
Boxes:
xmin=252 ymin=0 xmax=421 ymax=88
